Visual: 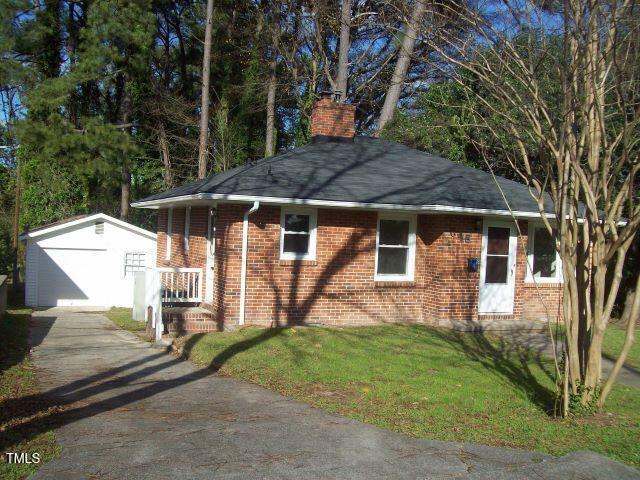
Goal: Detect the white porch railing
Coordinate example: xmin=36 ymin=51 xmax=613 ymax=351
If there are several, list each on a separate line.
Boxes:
xmin=157 ymin=267 xmax=203 ymax=303
xmin=132 ymin=267 xmax=203 ymax=342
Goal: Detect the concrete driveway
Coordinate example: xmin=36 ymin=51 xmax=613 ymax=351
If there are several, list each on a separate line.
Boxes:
xmin=27 ymin=309 xmax=639 ymax=479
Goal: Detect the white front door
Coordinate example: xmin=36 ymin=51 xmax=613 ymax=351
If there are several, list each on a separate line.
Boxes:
xmin=478 ymin=220 xmax=517 ymax=314
xmin=204 ymin=205 xmax=216 ymax=304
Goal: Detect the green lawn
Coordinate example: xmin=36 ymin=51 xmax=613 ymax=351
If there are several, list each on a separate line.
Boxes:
xmin=0 ymin=309 xmax=60 ymax=480
xmin=104 ymin=307 xmax=147 ymax=333
xmin=177 ymin=324 xmax=640 ymax=467
xmin=603 ymin=324 xmax=640 ymax=370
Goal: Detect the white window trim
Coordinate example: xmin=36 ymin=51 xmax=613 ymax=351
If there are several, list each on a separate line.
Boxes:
xmin=525 ymin=221 xmax=563 ymax=283
xmin=184 ymin=206 xmax=191 ymax=252
xmin=124 ymin=251 xmax=147 ymax=277
xmin=279 ymin=207 xmax=317 ymax=261
xmin=374 ymin=213 xmax=417 ymax=282
xmin=165 ymin=207 xmax=173 ymax=261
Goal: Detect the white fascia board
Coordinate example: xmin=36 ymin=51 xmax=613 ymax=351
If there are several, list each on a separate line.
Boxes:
xmin=131 ymin=193 xmax=553 ymax=220
xmin=103 ymin=215 xmax=158 ymax=240
xmin=19 ymin=213 xmax=157 ymax=241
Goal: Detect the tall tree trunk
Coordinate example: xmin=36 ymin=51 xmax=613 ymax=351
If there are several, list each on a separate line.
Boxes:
xmin=67 ymin=1 xmax=80 ymax=126
xmin=174 ymin=16 xmax=189 ymax=95
xmin=119 ymin=72 xmax=132 ymax=221
xmin=158 ymin=123 xmax=173 ymax=188
xmin=197 ymin=0 xmax=215 ymax=179
xmin=265 ymin=9 xmax=280 ymax=157
xmin=12 ymin=156 xmax=20 ymax=287
xmin=120 ymin=166 xmax=131 ymax=221
xmin=335 ymin=0 xmax=351 ymax=101
xmin=3 ymin=90 xmax=21 ymax=287
xmin=376 ymin=0 xmax=427 ymax=133
xmin=40 ymin=0 xmax=62 ymax=79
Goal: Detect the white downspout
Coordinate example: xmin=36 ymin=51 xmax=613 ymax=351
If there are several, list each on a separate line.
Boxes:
xmin=239 ymin=201 xmax=259 ymax=325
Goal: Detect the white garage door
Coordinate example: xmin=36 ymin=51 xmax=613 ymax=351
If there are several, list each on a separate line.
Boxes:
xmin=37 ymin=248 xmax=110 ymax=307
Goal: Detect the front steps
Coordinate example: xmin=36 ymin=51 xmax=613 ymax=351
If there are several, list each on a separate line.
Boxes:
xmin=163 ymin=306 xmax=221 ymax=334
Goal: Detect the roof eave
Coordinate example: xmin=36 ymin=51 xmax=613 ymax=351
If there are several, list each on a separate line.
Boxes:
xmin=131 ymin=193 xmax=553 ymax=220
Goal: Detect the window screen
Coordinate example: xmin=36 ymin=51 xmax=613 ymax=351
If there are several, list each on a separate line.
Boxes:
xmin=377 ymin=219 xmax=411 ymax=276
xmin=282 ymin=213 xmax=311 ymax=255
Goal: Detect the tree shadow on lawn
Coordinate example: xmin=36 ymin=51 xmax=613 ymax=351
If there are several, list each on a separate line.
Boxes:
xmin=179 ymin=320 xmax=558 ymax=417
xmin=179 ymin=327 xmax=286 ymax=371
xmin=319 ymin=322 xmax=559 ymax=416
xmin=424 ymin=326 xmax=558 ymax=415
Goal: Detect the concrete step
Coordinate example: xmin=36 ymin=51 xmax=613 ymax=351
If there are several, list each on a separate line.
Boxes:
xmin=437 ymin=319 xmax=548 ymax=333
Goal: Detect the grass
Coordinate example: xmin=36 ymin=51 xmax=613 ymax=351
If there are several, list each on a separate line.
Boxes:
xmin=177 ymin=324 xmax=640 ymax=467
xmin=104 ymin=307 xmax=146 ymax=333
xmin=0 ymin=309 xmax=61 ymax=480
xmin=603 ymin=324 xmax=640 ymax=371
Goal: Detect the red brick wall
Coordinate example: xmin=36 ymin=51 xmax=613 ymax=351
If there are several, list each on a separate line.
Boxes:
xmin=211 ymin=204 xmax=245 ymax=322
xmin=422 ymin=215 xmax=483 ymax=321
xmin=156 ymin=205 xmax=563 ymax=327
xmin=242 ymin=206 xmax=426 ymax=326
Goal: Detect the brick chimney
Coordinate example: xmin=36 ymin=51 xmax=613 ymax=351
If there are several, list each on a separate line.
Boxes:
xmin=311 ymin=91 xmax=356 ymax=140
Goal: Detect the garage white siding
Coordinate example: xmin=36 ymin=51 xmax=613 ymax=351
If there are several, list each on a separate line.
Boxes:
xmin=22 ymin=214 xmax=156 ymax=308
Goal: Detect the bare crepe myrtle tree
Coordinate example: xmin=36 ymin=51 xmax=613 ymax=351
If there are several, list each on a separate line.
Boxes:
xmin=425 ymin=0 xmax=639 ymax=413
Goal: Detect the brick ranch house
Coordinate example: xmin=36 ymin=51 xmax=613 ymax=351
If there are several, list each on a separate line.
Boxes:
xmin=132 ymin=93 xmax=563 ymax=333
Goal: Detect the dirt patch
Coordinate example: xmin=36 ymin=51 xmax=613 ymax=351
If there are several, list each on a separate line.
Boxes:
xmin=574 ymin=412 xmax=622 ymax=428
xmin=279 ymin=381 xmax=364 ymax=403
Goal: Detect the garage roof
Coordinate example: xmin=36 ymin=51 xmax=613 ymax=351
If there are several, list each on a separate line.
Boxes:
xmin=19 ymin=213 xmax=157 ymax=241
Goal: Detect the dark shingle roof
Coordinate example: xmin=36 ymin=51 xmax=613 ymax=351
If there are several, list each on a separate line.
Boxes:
xmin=135 ymin=136 xmax=551 ymax=214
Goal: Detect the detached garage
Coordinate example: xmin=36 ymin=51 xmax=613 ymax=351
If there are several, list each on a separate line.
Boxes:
xmin=20 ymin=213 xmax=156 ymax=308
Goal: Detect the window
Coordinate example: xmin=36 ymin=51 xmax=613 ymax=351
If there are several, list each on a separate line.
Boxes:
xmin=95 ymin=221 xmax=104 ymax=235
xmin=485 ymin=226 xmax=510 ymax=284
xmin=526 ymin=223 xmax=562 ymax=283
xmin=124 ymin=252 xmax=146 ymax=276
xmin=280 ymin=208 xmax=317 ymax=260
xmin=184 ymin=206 xmax=191 ymax=252
xmin=375 ymin=215 xmax=416 ymax=281
xmin=165 ymin=208 xmax=173 ymax=260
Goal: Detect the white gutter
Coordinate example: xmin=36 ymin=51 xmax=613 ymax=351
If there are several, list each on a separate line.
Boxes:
xmin=239 ymin=201 xmax=260 ymax=325
xmin=131 ymin=192 xmax=554 ymax=220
